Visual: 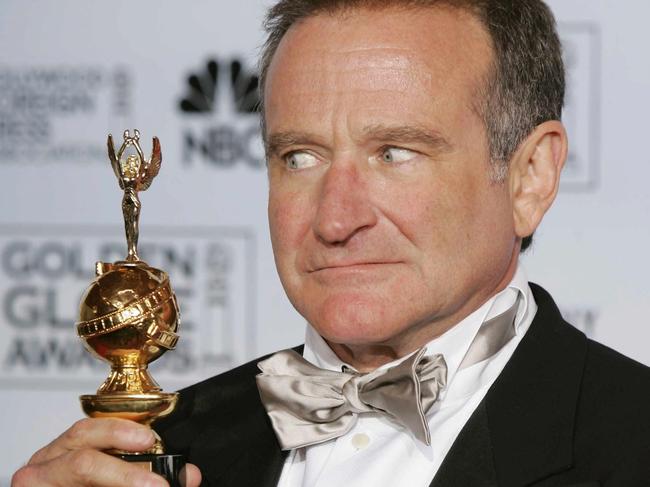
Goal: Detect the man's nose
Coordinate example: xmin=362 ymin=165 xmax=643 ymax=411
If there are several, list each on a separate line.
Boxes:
xmin=312 ymin=162 xmax=377 ymax=245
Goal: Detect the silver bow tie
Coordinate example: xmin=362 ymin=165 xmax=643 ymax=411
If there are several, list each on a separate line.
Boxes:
xmin=256 ymin=348 xmax=447 ymax=450
xmin=256 ymin=293 xmax=520 ymax=451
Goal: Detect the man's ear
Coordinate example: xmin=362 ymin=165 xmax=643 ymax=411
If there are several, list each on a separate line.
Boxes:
xmin=509 ymin=120 xmax=568 ymax=240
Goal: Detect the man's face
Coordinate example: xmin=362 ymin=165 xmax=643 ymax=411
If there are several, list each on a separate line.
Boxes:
xmin=264 ymin=7 xmax=519 ymax=353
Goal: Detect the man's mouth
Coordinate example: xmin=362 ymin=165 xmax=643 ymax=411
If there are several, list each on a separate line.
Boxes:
xmin=308 ymin=261 xmax=402 ymax=273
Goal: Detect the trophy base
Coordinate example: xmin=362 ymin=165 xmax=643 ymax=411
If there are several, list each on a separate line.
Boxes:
xmin=120 ymin=453 xmax=186 ymax=487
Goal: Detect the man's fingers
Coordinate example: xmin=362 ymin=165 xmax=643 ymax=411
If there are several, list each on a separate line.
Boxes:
xmin=14 ymin=449 xmax=168 ymax=487
xmin=184 ymin=463 xmax=202 ymax=487
xmin=17 ymin=418 xmax=194 ymax=487
xmin=14 ymin=456 xmax=203 ymax=487
xmin=29 ymin=418 xmax=155 ymax=465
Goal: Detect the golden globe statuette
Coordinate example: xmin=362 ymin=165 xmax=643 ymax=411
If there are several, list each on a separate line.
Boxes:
xmin=76 ymin=130 xmax=184 ymax=485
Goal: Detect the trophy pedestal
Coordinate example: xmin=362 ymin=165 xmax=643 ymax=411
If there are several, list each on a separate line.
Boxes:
xmin=79 ymin=392 xmax=179 ymax=427
xmin=120 ymin=453 xmax=185 ymax=487
xmin=80 ymin=393 xmax=184 ymax=483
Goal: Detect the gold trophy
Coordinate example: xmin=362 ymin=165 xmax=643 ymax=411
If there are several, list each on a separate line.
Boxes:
xmin=75 ymin=130 xmax=184 ymax=484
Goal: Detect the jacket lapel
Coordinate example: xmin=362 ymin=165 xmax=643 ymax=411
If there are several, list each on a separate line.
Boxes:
xmin=156 ymin=353 xmax=290 ymax=487
xmin=432 ymin=284 xmax=588 ymax=487
xmin=488 ymin=284 xmax=587 ymax=487
xmin=190 ymin=405 xmax=287 ymax=487
xmin=429 ymin=401 xmax=498 ymax=487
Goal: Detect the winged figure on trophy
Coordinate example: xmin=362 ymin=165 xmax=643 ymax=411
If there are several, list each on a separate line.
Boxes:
xmin=107 ymin=129 xmax=162 ymax=262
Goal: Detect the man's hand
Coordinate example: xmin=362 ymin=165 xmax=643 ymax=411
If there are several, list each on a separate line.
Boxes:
xmin=11 ymin=418 xmax=201 ymax=487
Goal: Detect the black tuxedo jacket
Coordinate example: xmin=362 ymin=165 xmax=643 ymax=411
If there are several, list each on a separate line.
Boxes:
xmin=156 ymin=284 xmax=650 ymax=486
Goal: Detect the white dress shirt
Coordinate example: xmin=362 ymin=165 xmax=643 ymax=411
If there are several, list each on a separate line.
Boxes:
xmin=276 ymin=265 xmax=537 ymax=487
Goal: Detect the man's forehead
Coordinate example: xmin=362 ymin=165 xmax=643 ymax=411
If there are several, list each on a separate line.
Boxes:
xmin=267 ymin=46 xmax=432 ymax=98
xmin=264 ymin=5 xmax=493 ymax=134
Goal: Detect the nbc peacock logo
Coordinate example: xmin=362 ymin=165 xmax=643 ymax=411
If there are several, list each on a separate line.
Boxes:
xmin=177 ymin=58 xmax=263 ymax=168
xmin=179 ymin=59 xmax=259 ymax=114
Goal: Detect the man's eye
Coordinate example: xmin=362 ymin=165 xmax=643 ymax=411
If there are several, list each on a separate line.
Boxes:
xmin=381 ymin=147 xmax=416 ymax=164
xmin=285 ymin=151 xmax=319 ymax=170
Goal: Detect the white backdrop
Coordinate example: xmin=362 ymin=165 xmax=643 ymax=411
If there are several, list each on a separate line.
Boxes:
xmin=0 ymin=1 xmax=648 ymax=483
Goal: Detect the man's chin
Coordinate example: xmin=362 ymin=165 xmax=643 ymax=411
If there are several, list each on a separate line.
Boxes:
xmin=295 ymin=289 xmax=427 ymax=349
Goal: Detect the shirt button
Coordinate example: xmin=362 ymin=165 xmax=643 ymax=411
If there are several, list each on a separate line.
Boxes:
xmin=351 ymin=433 xmax=370 ymax=450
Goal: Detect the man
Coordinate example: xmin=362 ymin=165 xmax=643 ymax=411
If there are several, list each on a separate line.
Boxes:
xmin=12 ymin=1 xmax=650 ymax=486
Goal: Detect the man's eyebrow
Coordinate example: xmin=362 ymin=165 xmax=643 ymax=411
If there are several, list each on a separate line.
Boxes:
xmin=362 ymin=124 xmax=453 ymax=152
xmin=265 ymin=125 xmax=453 ymax=155
xmin=265 ymin=132 xmax=318 ymax=156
